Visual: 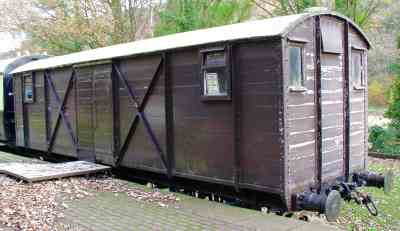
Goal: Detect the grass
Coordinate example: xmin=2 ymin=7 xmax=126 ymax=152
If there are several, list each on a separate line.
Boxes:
xmin=368 ymin=105 xmax=387 ymax=114
xmin=335 ymin=159 xmax=400 ymax=231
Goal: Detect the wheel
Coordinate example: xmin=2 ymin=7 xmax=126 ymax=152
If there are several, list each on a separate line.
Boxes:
xmin=324 ymin=190 xmax=342 ymax=222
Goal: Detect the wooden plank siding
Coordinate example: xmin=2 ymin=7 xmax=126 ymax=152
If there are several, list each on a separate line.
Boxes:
xmin=237 ymin=40 xmax=283 ymax=192
xmin=283 ymin=15 xmax=368 ymax=209
xmin=171 ymin=48 xmax=235 ymax=181
xmin=25 ymin=71 xmax=46 ymax=151
xmin=13 ymin=74 xmax=24 ymax=147
xmin=348 ymin=26 xmax=368 ymax=172
xmin=75 ymin=64 xmax=113 ymax=163
xmin=319 ymin=17 xmax=346 ymax=182
xmin=284 ymin=18 xmax=317 ymax=194
xmin=48 ymin=68 xmax=77 ymax=157
xmin=118 ymin=55 xmax=167 ymax=172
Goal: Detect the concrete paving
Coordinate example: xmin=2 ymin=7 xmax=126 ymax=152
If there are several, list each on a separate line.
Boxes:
xmin=62 ymin=192 xmax=341 ymax=231
xmin=0 ymin=151 xmax=342 ymax=231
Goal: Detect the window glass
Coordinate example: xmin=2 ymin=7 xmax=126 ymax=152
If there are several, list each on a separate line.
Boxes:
xmin=351 ymin=51 xmax=363 ymax=86
xmin=321 ymin=19 xmax=343 ymax=54
xmin=205 ymin=52 xmax=226 ymax=67
xmin=24 ymin=74 xmax=34 ymax=103
xmin=204 ymin=70 xmax=228 ymax=96
xmin=201 ymin=49 xmax=230 ymax=99
xmin=289 ymin=46 xmax=303 ymax=87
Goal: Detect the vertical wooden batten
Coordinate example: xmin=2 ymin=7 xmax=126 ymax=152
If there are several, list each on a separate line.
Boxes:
xmin=22 ymin=74 xmax=28 ymax=148
xmin=111 ymin=60 xmax=121 ymax=166
xmin=314 ymin=16 xmax=323 ymax=191
xmin=164 ymin=52 xmax=175 ymax=180
xmin=21 ymin=74 xmax=28 ymax=148
xmin=281 ymin=37 xmax=289 ymax=208
xmin=44 ymin=70 xmax=50 ymax=144
xmin=343 ymin=21 xmax=351 ymax=180
xmin=230 ymin=44 xmax=241 ymax=192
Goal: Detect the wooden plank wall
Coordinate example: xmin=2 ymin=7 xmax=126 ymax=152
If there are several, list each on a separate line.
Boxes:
xmin=320 ymin=17 xmax=345 ymax=181
xmin=118 ymin=55 xmax=167 ymax=172
xmin=25 ymin=71 xmax=46 ymax=151
xmin=13 ymin=75 xmax=24 ymax=147
xmin=14 ymin=42 xmax=285 ymax=193
xmin=236 ymin=40 xmax=283 ymax=192
xmin=76 ymin=64 xmax=113 ymax=163
xmin=349 ymin=27 xmax=368 ymax=172
xmin=92 ymin=64 xmax=113 ymax=164
xmin=48 ymin=68 xmax=77 ymax=157
xmin=285 ymin=18 xmax=317 ymax=193
xmin=171 ymin=48 xmax=235 ymax=181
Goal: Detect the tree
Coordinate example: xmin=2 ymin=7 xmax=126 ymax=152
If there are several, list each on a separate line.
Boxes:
xmin=385 ymin=20 xmax=400 ymax=132
xmin=0 ymin=0 xmax=158 ymax=55
xmin=154 ymin=0 xmax=253 ymax=37
xmin=255 ymin=0 xmax=386 ymax=29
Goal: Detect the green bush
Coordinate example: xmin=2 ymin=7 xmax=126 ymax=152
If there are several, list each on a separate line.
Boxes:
xmin=385 ymin=66 xmax=400 ymax=124
xmin=369 ymin=125 xmax=400 ymax=154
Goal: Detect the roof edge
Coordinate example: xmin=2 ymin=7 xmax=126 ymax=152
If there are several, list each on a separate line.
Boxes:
xmin=11 ymin=11 xmax=371 ymax=74
xmin=281 ymin=11 xmax=372 ymax=49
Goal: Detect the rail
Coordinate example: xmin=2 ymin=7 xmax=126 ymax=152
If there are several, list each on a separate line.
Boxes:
xmin=369 ymin=152 xmax=400 ymax=160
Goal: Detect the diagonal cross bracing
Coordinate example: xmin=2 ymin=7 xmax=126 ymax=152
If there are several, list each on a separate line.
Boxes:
xmin=112 ymin=59 xmax=168 ymax=171
xmin=45 ymin=70 xmax=78 ymax=155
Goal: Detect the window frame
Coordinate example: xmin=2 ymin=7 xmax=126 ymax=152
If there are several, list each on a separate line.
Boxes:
xmin=350 ymin=48 xmax=365 ymax=90
xmin=320 ymin=19 xmax=343 ymax=54
xmin=288 ymin=42 xmax=306 ymax=92
xmin=23 ymin=72 xmax=35 ymax=104
xmin=200 ymin=47 xmax=232 ymax=101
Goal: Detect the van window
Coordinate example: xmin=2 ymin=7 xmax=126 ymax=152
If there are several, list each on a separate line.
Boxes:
xmin=23 ymin=73 xmax=34 ymax=103
xmin=321 ymin=18 xmax=343 ymax=54
xmin=201 ymin=48 xmax=231 ymax=100
xmin=289 ymin=45 xmax=304 ymax=88
xmin=351 ymin=50 xmax=364 ymax=86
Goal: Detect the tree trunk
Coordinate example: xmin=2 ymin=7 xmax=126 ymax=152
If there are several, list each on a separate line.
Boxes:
xmin=110 ymin=0 xmax=124 ymax=44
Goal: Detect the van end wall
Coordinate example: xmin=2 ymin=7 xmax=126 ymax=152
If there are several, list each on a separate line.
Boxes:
xmin=283 ymin=16 xmax=369 ymax=210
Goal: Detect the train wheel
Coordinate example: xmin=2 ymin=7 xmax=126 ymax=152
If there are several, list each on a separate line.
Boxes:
xmin=324 ymin=190 xmax=342 ymax=222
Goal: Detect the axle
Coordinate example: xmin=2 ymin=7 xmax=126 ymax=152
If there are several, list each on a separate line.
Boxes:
xmin=353 ymin=170 xmax=394 ymax=193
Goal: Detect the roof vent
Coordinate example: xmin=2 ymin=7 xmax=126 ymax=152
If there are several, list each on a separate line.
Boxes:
xmin=304 ymin=7 xmax=330 ymax=13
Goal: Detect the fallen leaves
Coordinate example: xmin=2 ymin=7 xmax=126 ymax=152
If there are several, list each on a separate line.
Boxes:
xmin=0 ymin=174 xmax=178 ymax=231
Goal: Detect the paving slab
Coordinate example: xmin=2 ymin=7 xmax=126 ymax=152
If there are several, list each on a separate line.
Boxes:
xmin=0 ymin=161 xmax=110 ymax=182
xmin=62 ymin=192 xmax=341 ymax=231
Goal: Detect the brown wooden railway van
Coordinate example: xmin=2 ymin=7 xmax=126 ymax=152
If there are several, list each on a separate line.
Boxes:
xmin=10 ymin=10 xmax=392 ymax=221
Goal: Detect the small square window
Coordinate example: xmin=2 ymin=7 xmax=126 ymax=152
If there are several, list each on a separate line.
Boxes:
xmin=289 ymin=45 xmax=304 ymax=88
xmin=23 ymin=73 xmax=35 ymax=103
xmin=200 ymin=48 xmax=231 ymax=100
xmin=204 ymin=70 xmax=228 ymax=96
xmin=351 ymin=50 xmax=364 ymax=87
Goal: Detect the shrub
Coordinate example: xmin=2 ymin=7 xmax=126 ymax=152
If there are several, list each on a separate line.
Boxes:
xmin=369 ymin=125 xmax=400 ymax=154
